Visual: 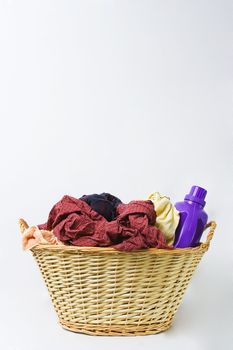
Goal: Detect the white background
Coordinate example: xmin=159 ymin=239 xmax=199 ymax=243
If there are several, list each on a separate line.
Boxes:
xmin=0 ymin=1 xmax=232 ymax=349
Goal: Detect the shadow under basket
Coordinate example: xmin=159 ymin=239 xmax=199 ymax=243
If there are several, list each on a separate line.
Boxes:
xmin=23 ymin=221 xmax=216 ymax=336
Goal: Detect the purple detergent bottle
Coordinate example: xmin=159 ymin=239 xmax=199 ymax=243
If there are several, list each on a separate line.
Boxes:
xmin=174 ymin=186 xmax=208 ymax=248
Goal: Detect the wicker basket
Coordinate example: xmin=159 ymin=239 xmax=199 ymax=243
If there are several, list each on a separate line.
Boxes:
xmin=20 ymin=220 xmax=216 ymax=336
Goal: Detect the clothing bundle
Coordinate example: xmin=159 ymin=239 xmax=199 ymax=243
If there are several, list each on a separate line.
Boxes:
xmin=148 ymin=192 xmax=179 ymax=245
xmin=22 ymin=192 xmax=180 ymax=252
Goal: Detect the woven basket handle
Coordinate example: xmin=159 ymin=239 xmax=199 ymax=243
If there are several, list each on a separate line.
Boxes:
xmin=203 ymin=221 xmax=216 ymax=246
xmin=18 ymin=218 xmax=29 ymax=234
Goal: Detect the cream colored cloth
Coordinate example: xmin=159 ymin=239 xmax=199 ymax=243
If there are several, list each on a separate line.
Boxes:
xmin=147 ymin=192 xmax=180 ymax=245
xmin=22 ymin=225 xmax=62 ymax=250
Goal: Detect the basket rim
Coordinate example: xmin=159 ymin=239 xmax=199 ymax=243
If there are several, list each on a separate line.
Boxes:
xmin=31 ymin=241 xmax=208 ymax=254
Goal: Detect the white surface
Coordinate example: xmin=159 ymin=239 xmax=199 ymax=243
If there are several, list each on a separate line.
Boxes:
xmin=0 ymin=1 xmax=232 ymax=349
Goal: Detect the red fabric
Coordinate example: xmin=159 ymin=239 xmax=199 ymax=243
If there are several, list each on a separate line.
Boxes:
xmin=38 ymin=195 xmax=170 ymax=251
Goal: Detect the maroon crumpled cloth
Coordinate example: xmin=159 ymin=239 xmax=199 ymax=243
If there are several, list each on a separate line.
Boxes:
xmin=38 ymin=195 xmax=170 ymax=251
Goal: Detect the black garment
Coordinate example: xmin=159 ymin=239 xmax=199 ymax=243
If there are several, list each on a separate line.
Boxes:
xmin=80 ymin=193 xmax=122 ymax=221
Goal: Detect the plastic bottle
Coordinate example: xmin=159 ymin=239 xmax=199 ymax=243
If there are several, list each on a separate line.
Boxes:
xmin=174 ymin=186 xmax=208 ymax=248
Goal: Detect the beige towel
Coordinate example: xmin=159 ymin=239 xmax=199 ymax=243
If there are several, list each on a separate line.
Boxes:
xmin=22 ymin=225 xmax=62 ymax=250
xmin=148 ymin=192 xmax=180 ymax=245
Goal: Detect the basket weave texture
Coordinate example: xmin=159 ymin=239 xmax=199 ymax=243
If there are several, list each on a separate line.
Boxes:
xmin=20 ymin=220 xmax=216 ymax=336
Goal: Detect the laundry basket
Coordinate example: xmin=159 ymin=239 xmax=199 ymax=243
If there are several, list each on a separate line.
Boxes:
xmin=19 ymin=220 xmax=216 ymax=336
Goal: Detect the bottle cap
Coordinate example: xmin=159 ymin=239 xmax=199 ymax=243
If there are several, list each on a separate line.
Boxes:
xmin=185 ymin=185 xmax=207 ymax=206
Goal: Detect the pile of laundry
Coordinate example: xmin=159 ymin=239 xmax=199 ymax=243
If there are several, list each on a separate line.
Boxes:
xmin=21 ymin=192 xmax=180 ymax=252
